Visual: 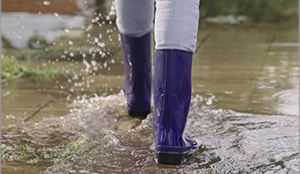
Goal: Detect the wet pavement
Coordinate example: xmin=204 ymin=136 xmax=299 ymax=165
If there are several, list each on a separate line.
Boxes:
xmin=1 ymin=13 xmax=299 ymax=174
xmin=193 ymin=22 xmax=299 ymax=116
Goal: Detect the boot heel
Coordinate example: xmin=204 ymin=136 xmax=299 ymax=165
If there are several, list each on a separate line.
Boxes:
xmin=128 ymin=109 xmax=151 ymax=119
xmin=157 ymin=153 xmax=183 ymax=165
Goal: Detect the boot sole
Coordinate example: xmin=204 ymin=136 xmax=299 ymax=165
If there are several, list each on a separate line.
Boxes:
xmin=128 ymin=109 xmax=151 ymax=119
xmin=157 ymin=153 xmax=184 ymax=165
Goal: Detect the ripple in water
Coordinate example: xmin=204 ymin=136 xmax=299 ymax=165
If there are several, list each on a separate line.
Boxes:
xmin=2 ymin=92 xmax=298 ymax=173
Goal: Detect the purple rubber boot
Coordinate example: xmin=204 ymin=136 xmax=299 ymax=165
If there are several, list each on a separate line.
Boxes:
xmin=153 ymin=49 xmax=197 ymax=164
xmin=120 ymin=32 xmax=152 ymax=119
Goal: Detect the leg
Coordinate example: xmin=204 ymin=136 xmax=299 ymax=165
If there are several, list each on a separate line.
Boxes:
xmin=153 ymin=0 xmax=200 ymax=164
xmin=115 ymin=0 xmax=154 ymax=37
xmin=154 ymin=0 xmax=200 ymax=52
xmin=115 ymin=0 xmax=155 ymax=118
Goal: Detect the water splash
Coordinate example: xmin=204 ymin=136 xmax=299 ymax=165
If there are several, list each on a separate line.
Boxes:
xmin=2 ymin=92 xmax=298 ymax=173
xmin=43 ymin=1 xmax=51 ymax=6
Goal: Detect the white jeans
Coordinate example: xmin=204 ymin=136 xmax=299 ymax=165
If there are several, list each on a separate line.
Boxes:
xmin=115 ymin=0 xmax=200 ymax=53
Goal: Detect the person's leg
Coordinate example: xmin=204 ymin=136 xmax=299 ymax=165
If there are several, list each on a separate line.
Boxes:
xmin=153 ymin=0 xmax=200 ymax=164
xmin=115 ymin=0 xmax=154 ymax=37
xmin=115 ymin=0 xmax=155 ymax=118
xmin=154 ymin=0 xmax=200 ymax=52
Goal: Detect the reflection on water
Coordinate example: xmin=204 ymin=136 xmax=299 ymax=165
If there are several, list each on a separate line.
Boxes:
xmin=2 ymin=93 xmax=298 ymax=173
xmin=250 ymin=50 xmax=299 ymax=116
xmin=271 ymin=89 xmax=299 ymax=116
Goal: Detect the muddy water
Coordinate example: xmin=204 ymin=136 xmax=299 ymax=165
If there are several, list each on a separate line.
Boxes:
xmin=2 ymin=92 xmax=298 ymax=173
xmin=1 ymin=12 xmax=299 ymax=174
xmin=2 ymin=54 xmax=299 ymax=173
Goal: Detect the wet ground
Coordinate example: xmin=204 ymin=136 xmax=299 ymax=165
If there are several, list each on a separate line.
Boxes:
xmin=1 ymin=12 xmax=299 ymax=174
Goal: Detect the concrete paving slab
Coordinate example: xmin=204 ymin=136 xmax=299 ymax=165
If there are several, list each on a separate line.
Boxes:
xmin=2 ymin=109 xmax=34 ymax=125
xmin=273 ymin=22 xmax=298 ymax=43
xmin=194 ymin=22 xmax=215 ymax=48
xmin=247 ymin=22 xmax=299 ymax=116
xmin=2 ymin=90 xmax=54 ymax=109
xmin=29 ymin=98 xmax=70 ymax=121
xmin=1 ymin=80 xmax=69 ymax=136
xmin=192 ymin=23 xmax=279 ymax=112
xmin=2 ymin=22 xmax=298 ymax=134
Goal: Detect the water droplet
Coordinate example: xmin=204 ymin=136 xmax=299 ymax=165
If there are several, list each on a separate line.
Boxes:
xmin=65 ymin=28 xmax=70 ymax=33
xmin=6 ymin=114 xmax=15 ymax=119
xmin=224 ymin=91 xmax=233 ymax=94
xmin=91 ymin=60 xmax=97 ymax=66
xmin=98 ymin=42 xmax=105 ymax=48
xmin=3 ymin=91 xmax=10 ymax=96
xmin=268 ymin=52 xmax=276 ymax=56
xmin=43 ymin=1 xmax=51 ymax=6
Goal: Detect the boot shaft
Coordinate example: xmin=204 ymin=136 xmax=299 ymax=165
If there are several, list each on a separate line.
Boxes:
xmin=120 ymin=32 xmax=152 ymax=115
xmin=153 ymin=49 xmax=193 ymax=148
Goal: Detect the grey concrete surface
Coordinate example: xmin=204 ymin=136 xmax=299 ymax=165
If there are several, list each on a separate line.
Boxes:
xmin=2 ymin=22 xmax=298 ymax=137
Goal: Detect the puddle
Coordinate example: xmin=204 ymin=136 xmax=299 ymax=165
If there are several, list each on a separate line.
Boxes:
xmin=1 ymin=4 xmax=299 ymax=174
xmin=271 ymin=89 xmax=299 ymax=116
xmin=272 ymin=42 xmax=299 ymax=47
xmin=2 ymin=93 xmax=298 ymax=173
